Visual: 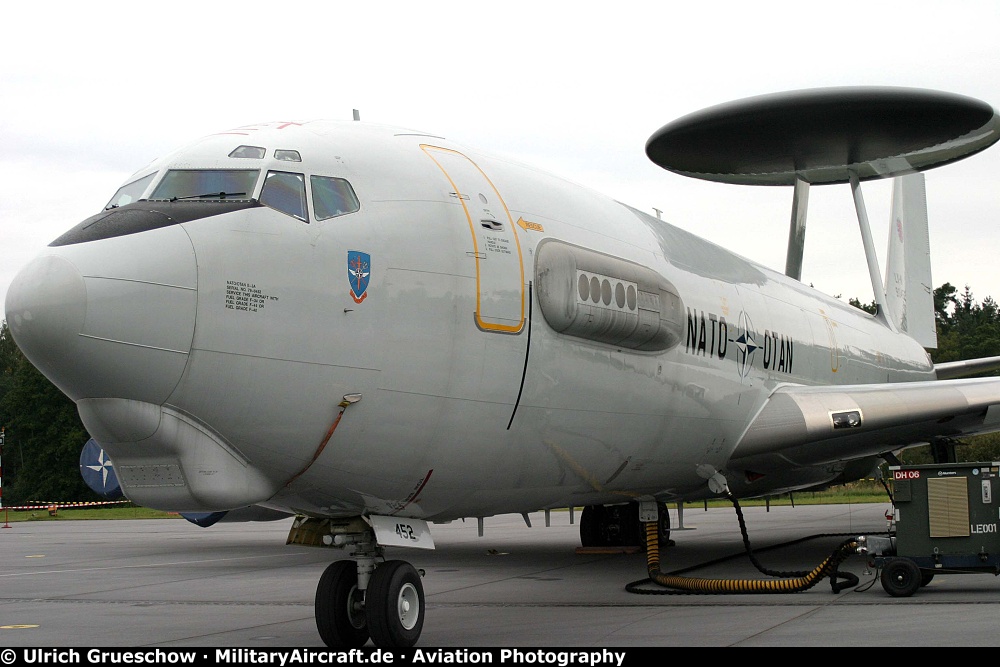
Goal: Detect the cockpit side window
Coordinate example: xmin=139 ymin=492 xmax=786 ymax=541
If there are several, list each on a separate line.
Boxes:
xmin=229 ymin=145 xmax=266 ymax=159
xmin=311 ymin=175 xmax=360 ymax=220
xmin=104 ymin=172 xmax=157 ymax=210
xmin=150 ymin=170 xmax=259 ymax=201
xmin=274 ymin=149 xmax=301 ymax=162
xmin=260 ymin=171 xmax=308 ymax=222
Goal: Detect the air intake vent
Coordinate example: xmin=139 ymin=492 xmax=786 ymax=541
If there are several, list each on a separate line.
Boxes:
xmin=535 ymin=239 xmax=682 ymax=351
xmin=928 ymin=476 xmax=970 ymax=538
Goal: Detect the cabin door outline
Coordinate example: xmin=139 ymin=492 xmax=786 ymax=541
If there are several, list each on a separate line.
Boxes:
xmin=422 ymin=145 xmax=525 ymax=333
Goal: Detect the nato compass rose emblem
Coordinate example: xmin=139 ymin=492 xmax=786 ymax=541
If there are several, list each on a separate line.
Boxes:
xmin=735 ymin=311 xmax=759 ymax=382
xmin=79 ymin=438 xmax=123 ymax=499
xmin=348 ymin=251 xmax=371 ymax=304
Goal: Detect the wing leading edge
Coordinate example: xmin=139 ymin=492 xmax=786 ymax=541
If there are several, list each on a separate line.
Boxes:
xmin=934 ymin=356 xmax=1000 ymax=380
xmin=729 ymin=378 xmax=1000 ymax=471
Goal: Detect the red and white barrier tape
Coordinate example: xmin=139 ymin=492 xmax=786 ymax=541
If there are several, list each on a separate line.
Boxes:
xmin=7 ymin=500 xmax=131 ymax=511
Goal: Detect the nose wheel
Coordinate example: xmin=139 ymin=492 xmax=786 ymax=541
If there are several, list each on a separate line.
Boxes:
xmin=315 ymin=559 xmax=425 ymax=648
xmin=366 ymin=560 xmax=425 ymax=647
xmin=315 ymin=560 xmax=369 ymax=647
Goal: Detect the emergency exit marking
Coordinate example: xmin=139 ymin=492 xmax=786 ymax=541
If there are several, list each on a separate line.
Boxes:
xmin=484 ymin=236 xmax=512 ymax=256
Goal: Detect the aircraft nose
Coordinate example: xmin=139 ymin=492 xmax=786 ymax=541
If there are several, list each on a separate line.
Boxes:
xmin=5 ymin=226 xmax=197 ymax=404
xmin=5 ymin=255 xmax=88 ymax=385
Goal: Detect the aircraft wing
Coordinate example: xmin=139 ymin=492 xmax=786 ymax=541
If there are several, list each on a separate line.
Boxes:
xmin=935 ymin=356 xmax=1000 ymax=380
xmin=729 ymin=378 xmax=1000 ymax=469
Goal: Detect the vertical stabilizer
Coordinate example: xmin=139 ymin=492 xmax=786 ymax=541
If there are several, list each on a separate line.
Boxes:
xmin=884 ymin=173 xmax=937 ymax=348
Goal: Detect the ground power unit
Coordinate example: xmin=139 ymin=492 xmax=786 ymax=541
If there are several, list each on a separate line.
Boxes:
xmin=863 ymin=461 xmax=1000 ymax=596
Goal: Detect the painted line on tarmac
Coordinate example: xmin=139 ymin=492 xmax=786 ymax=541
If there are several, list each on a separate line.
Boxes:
xmin=0 ymin=551 xmax=317 ymax=578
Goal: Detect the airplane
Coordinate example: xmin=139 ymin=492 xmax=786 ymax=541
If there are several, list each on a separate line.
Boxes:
xmin=6 ymin=86 xmax=1000 ymax=648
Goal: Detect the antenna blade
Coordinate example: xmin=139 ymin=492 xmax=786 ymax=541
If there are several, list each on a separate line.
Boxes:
xmin=885 ymin=173 xmax=937 ymax=348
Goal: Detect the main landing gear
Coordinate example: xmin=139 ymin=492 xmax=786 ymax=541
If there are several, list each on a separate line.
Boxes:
xmin=289 ymin=517 xmax=426 ymax=647
xmin=580 ymin=501 xmax=672 ymax=549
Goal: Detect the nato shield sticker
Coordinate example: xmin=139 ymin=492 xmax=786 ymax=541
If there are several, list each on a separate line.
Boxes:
xmin=348 ymin=251 xmax=371 ymax=303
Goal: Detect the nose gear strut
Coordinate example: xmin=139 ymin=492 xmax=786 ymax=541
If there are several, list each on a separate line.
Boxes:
xmin=290 ymin=516 xmax=426 ymax=648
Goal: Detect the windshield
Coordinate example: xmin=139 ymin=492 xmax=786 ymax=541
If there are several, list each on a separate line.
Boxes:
xmin=104 ymin=172 xmax=157 ymax=210
xmin=150 ymin=169 xmax=259 ymax=201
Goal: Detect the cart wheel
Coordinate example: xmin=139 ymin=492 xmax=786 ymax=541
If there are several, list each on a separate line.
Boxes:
xmin=881 ymin=558 xmax=922 ymax=597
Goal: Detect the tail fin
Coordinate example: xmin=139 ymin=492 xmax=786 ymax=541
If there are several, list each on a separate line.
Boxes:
xmin=884 ymin=173 xmax=937 ymax=348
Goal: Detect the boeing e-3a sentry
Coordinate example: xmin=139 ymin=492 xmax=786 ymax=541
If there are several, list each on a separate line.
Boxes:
xmin=7 ymin=87 xmax=1000 ymax=647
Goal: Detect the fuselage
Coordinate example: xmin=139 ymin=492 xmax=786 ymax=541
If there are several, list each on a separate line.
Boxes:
xmin=4 ymin=120 xmax=935 ymax=521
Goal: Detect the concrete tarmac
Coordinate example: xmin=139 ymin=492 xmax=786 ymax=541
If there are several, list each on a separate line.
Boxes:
xmin=2 ymin=502 xmax=1000 ymax=647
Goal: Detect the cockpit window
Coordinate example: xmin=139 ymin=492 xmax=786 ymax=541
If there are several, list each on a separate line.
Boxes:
xmin=260 ymin=171 xmax=308 ymax=222
xmin=311 ymin=175 xmax=360 ymax=220
xmin=274 ymin=149 xmax=301 ymax=162
xmin=229 ymin=145 xmax=266 ymax=159
xmin=150 ymin=169 xmax=259 ymax=201
xmin=104 ymin=172 xmax=157 ymax=210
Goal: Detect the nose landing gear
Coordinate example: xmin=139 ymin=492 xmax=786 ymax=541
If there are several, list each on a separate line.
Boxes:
xmin=290 ymin=516 xmax=427 ymax=648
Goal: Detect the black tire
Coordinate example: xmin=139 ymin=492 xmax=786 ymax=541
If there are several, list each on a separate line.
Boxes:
xmin=619 ymin=503 xmax=642 ymax=547
xmin=582 ymin=503 xmax=671 ymax=549
xmin=580 ymin=505 xmax=605 ymax=547
xmin=597 ymin=504 xmax=629 ymax=546
xmin=366 ymin=560 xmax=424 ymax=648
xmin=657 ymin=502 xmax=673 ymax=547
xmin=881 ymin=558 xmax=922 ymax=598
xmin=316 ymin=560 xmax=370 ymax=647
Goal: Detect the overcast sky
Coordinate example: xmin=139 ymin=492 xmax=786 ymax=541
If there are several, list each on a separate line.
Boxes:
xmin=3 ymin=1 xmax=1000 ymax=321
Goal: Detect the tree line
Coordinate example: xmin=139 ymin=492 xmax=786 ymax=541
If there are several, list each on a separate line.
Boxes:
xmin=0 ymin=320 xmax=96 ymax=504
xmin=2 ymin=282 xmax=1000 ymax=503
xmin=851 ymin=283 xmax=1000 ymax=364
